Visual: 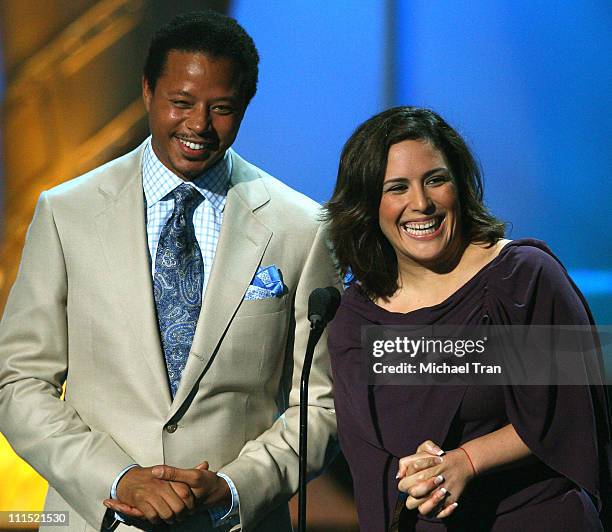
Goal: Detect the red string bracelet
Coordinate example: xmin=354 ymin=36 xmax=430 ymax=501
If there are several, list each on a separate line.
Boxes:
xmin=458 ymin=446 xmax=477 ymax=476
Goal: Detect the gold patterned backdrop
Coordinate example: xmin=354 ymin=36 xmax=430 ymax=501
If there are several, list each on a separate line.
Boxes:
xmin=0 ymin=0 xmax=227 ymax=519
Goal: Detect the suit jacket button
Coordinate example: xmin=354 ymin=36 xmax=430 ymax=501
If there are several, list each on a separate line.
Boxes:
xmin=165 ymin=423 xmax=178 ymax=433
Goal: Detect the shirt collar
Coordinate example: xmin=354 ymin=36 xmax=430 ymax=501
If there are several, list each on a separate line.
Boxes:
xmin=142 ymin=137 xmax=232 ymax=212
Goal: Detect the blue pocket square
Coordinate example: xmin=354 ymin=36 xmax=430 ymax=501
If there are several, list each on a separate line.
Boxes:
xmin=244 ymin=265 xmax=285 ymax=300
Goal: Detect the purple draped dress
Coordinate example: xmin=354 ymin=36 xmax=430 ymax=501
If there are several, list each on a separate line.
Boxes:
xmin=328 ymin=240 xmax=611 ymax=531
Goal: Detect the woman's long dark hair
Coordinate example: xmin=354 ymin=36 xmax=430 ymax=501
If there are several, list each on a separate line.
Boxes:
xmin=324 ymin=106 xmax=506 ymax=299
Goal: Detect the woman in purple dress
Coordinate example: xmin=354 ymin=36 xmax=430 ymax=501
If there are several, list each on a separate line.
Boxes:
xmin=324 ymin=107 xmax=611 ymax=531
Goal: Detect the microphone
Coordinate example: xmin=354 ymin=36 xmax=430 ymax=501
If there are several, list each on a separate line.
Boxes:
xmin=308 ymin=287 xmax=341 ymax=328
xmin=299 ymin=286 xmax=341 ymax=532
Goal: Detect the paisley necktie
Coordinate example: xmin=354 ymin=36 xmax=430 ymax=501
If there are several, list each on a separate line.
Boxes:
xmin=153 ymin=183 xmax=204 ymax=397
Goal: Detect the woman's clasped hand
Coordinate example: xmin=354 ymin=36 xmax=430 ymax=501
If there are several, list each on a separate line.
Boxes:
xmin=396 ymin=440 xmax=474 ymax=519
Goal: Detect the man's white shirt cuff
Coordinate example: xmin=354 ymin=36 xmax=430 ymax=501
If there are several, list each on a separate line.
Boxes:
xmin=110 ymin=464 xmax=139 ymax=522
xmin=208 ymin=473 xmax=240 ymax=527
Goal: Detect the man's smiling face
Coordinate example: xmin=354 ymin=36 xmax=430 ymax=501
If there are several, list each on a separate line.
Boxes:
xmin=143 ymin=50 xmax=246 ymax=180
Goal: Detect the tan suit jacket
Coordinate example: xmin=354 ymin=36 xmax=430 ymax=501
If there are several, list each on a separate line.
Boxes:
xmin=0 ymin=142 xmax=339 ymax=531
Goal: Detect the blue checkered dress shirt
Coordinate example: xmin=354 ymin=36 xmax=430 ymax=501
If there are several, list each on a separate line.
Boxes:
xmin=142 ymin=139 xmax=230 ymax=293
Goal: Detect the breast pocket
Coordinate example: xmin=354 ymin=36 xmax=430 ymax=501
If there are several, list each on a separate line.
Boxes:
xmin=236 ymin=293 xmax=289 ymax=317
xmin=222 ymin=302 xmax=291 ymax=388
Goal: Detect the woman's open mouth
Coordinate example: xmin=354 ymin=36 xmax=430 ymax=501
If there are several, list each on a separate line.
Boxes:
xmin=401 ymin=216 xmax=445 ymax=239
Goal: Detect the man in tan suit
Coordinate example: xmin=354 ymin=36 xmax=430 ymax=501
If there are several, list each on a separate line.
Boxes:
xmin=0 ymin=11 xmax=338 ymax=532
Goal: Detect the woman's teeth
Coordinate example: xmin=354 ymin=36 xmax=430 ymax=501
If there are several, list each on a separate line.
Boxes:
xmin=401 ymin=218 xmax=442 ymax=236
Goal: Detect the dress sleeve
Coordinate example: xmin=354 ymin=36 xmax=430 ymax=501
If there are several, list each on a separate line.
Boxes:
xmin=486 ymin=243 xmax=611 ymax=514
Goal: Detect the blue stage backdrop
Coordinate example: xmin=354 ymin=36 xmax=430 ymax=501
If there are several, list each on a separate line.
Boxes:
xmin=230 ymin=0 xmax=612 ymax=323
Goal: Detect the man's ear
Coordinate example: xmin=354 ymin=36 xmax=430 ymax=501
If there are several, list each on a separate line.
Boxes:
xmin=142 ymin=76 xmax=153 ymax=112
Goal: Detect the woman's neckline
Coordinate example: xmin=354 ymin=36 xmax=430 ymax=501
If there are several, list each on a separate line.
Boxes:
xmin=368 ymin=239 xmax=514 ymax=316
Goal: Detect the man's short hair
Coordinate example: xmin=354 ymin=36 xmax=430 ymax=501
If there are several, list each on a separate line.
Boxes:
xmin=144 ymin=10 xmax=259 ymax=105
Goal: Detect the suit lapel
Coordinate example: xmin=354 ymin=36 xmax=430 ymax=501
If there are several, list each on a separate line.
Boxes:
xmin=95 ymin=146 xmax=172 ymax=411
xmin=170 ymin=153 xmax=272 ymax=415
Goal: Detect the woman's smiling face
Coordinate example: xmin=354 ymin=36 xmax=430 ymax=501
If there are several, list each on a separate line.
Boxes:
xmin=379 ymin=139 xmax=461 ymax=269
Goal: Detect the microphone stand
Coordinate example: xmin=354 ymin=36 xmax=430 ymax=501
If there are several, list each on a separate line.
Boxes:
xmin=298 ymin=319 xmax=325 ymax=532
